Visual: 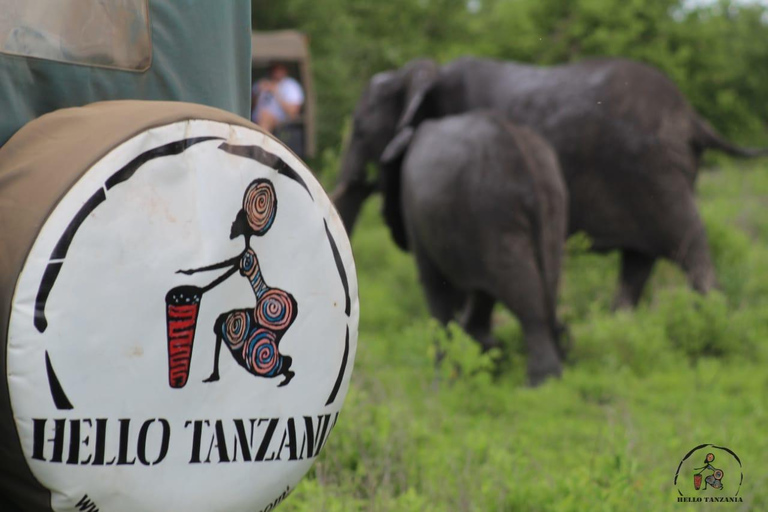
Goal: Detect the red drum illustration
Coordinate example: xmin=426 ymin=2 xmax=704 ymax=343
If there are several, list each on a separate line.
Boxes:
xmin=165 ymin=285 xmax=203 ymax=388
xmin=693 ymin=474 xmax=702 ymax=490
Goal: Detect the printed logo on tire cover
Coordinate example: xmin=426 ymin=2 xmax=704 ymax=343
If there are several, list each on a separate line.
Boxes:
xmin=6 ymin=121 xmax=358 ymax=512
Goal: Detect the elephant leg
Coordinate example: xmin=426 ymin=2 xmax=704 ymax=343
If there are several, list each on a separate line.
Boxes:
xmin=413 ymin=249 xmax=463 ymax=326
xmin=413 ymin=248 xmax=464 ymax=363
xmin=612 ymin=250 xmax=656 ymax=310
xmin=459 ymin=291 xmax=498 ymax=352
xmin=489 ymin=241 xmax=562 ymax=386
xmin=672 ymin=217 xmax=717 ymax=294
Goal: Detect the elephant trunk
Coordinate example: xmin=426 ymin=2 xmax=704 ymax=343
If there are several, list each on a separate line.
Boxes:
xmin=331 ymin=179 xmax=375 ymax=233
xmin=332 ymin=137 xmax=376 ymax=233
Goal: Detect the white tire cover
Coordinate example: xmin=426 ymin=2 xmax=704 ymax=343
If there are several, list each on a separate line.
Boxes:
xmin=0 ymin=101 xmax=358 ymax=512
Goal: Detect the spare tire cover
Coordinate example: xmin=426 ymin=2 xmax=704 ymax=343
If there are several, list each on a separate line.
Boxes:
xmin=0 ymin=101 xmax=358 ymax=512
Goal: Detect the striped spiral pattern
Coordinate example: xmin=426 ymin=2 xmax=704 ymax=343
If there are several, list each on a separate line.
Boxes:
xmin=243 ymin=180 xmax=276 ymax=235
xmin=256 ymin=289 xmax=294 ymax=331
xmin=240 ymin=249 xmax=259 ymax=278
xmin=222 ymin=310 xmax=250 ymax=349
xmin=244 ymin=328 xmax=279 ymax=376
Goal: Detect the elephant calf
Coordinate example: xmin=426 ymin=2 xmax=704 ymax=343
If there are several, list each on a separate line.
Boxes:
xmin=381 ymin=111 xmax=567 ymax=385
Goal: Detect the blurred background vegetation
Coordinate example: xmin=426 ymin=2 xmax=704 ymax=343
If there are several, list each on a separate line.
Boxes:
xmin=251 ymin=1 xmax=768 ymax=510
xmin=253 ymin=0 xmax=768 ymax=158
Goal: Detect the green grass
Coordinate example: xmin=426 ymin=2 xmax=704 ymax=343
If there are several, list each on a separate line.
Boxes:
xmin=284 ymin=161 xmax=768 ymax=511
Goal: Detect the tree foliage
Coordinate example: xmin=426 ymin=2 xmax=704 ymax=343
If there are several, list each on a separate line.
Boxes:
xmin=252 ymin=0 xmax=768 ymax=156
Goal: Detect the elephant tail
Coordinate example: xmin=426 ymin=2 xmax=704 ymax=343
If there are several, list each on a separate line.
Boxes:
xmin=513 ymin=131 xmax=565 ymax=353
xmin=693 ymin=116 xmax=768 ymax=158
xmin=528 ymin=206 xmax=560 ymax=342
xmin=525 ymin=199 xmax=572 ymax=363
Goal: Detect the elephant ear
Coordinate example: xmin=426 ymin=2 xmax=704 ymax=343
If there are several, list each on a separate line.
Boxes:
xmin=380 ymin=126 xmax=416 ymax=251
xmin=377 ymin=59 xmax=437 ymax=252
xmin=396 ymin=59 xmax=440 ymax=131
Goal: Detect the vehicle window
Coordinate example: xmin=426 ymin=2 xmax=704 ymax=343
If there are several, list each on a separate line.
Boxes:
xmin=0 ymin=0 xmax=151 ymax=71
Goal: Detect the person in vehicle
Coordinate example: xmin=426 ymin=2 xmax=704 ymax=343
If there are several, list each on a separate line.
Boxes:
xmin=252 ymin=61 xmax=304 ymax=132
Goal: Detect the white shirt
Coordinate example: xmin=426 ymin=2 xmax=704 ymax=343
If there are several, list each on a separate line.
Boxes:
xmin=253 ymin=77 xmax=305 ymax=122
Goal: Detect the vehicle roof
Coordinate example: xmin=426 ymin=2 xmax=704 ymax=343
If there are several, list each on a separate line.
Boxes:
xmin=252 ymin=30 xmax=309 ymax=63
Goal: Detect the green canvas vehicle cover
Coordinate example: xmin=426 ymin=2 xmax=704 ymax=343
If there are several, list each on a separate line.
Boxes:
xmin=0 ymin=0 xmax=252 ymax=147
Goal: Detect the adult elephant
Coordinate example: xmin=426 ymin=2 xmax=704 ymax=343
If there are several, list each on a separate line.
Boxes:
xmin=333 ymin=57 xmax=768 ymax=308
xmin=380 ymin=111 xmax=567 ymax=385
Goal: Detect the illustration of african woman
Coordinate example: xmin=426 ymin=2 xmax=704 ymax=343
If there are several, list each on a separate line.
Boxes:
xmin=693 ymin=452 xmax=724 ymax=490
xmin=170 ymin=178 xmax=298 ymax=387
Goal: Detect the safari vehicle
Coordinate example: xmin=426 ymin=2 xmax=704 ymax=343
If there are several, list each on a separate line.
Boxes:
xmin=0 ymin=2 xmax=356 ymax=512
xmin=252 ymin=30 xmax=317 ymax=159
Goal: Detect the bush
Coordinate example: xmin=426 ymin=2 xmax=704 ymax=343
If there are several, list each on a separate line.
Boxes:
xmin=656 ymin=289 xmax=730 ymax=360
